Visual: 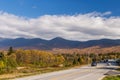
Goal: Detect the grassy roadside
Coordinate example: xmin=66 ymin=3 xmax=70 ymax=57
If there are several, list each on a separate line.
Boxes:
xmin=102 ymin=75 xmax=120 ymax=80
xmin=102 ymin=67 xmax=120 ymax=80
xmin=0 ymin=65 xmax=83 ymax=80
xmin=0 ymin=67 xmax=69 ymax=80
xmin=116 ymin=68 xmax=120 ymax=71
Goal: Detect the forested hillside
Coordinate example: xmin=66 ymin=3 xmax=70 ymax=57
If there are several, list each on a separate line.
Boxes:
xmin=0 ymin=47 xmax=120 ymax=76
xmin=52 ymin=46 xmax=120 ymax=54
xmin=0 ymin=37 xmax=120 ymax=49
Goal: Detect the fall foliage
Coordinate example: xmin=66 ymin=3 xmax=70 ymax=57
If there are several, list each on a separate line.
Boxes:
xmin=0 ymin=47 xmax=120 ymax=74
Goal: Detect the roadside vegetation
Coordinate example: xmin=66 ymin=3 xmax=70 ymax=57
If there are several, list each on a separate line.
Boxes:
xmin=102 ymin=57 xmax=120 ymax=80
xmin=102 ymin=75 xmax=120 ymax=80
xmin=0 ymin=47 xmax=120 ymax=79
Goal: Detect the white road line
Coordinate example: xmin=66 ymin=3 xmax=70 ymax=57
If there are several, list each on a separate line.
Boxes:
xmin=73 ymin=69 xmax=105 ymax=80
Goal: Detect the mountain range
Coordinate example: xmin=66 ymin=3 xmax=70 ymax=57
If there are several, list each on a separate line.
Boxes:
xmin=0 ymin=37 xmax=120 ymax=50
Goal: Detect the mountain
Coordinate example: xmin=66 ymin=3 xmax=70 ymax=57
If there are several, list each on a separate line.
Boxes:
xmin=0 ymin=37 xmax=120 ymax=50
xmin=79 ymin=39 xmax=120 ymax=48
xmin=0 ymin=38 xmax=48 ymax=49
xmin=48 ymin=37 xmax=81 ymax=48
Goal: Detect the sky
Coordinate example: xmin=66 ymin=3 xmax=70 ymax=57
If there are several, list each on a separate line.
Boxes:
xmin=0 ymin=0 xmax=120 ymax=41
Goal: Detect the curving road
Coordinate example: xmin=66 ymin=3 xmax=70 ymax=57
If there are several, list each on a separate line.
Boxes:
xmin=15 ymin=63 xmax=117 ymax=80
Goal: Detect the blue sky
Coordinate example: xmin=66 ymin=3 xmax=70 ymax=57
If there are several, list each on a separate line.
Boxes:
xmin=0 ymin=0 xmax=120 ymax=40
xmin=0 ymin=0 xmax=120 ymax=17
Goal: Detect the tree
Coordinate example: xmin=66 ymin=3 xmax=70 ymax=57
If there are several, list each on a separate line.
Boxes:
xmin=7 ymin=46 xmax=14 ymax=55
xmin=73 ymin=59 xmax=77 ymax=65
xmin=78 ymin=57 xmax=84 ymax=64
xmin=0 ymin=52 xmax=4 ymax=60
xmin=0 ymin=61 xmax=5 ymax=71
xmin=7 ymin=54 xmax=18 ymax=68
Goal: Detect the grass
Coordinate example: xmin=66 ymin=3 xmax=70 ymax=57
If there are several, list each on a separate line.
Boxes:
xmin=116 ymin=68 xmax=120 ymax=71
xmin=0 ymin=65 xmax=78 ymax=80
xmin=103 ymin=67 xmax=120 ymax=80
xmin=102 ymin=75 xmax=120 ymax=80
xmin=0 ymin=64 xmax=85 ymax=80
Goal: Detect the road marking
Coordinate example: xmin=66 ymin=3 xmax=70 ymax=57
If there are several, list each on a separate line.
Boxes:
xmin=73 ymin=69 xmax=102 ymax=80
xmin=50 ymin=69 xmax=90 ymax=80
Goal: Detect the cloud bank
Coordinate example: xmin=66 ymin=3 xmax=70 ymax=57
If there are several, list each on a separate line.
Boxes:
xmin=0 ymin=11 xmax=120 ymax=41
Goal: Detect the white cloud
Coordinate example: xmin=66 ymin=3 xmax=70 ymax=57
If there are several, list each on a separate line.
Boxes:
xmin=0 ymin=11 xmax=120 ymax=41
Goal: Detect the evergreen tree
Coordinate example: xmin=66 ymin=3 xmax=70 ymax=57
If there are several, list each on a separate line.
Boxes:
xmin=73 ymin=59 xmax=77 ymax=65
xmin=78 ymin=57 xmax=83 ymax=64
xmin=0 ymin=52 xmax=4 ymax=60
xmin=7 ymin=46 xmax=14 ymax=55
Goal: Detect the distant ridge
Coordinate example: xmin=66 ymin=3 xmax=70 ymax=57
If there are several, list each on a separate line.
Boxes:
xmin=0 ymin=37 xmax=120 ymax=50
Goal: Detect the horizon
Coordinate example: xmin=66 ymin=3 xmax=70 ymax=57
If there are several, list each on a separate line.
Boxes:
xmin=0 ymin=36 xmax=120 ymax=42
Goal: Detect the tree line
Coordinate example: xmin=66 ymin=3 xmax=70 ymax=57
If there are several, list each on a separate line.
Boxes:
xmin=0 ymin=47 xmax=120 ymax=74
xmin=0 ymin=47 xmax=65 ymax=74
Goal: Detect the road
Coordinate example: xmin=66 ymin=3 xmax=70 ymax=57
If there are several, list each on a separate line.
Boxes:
xmin=15 ymin=63 xmax=117 ymax=80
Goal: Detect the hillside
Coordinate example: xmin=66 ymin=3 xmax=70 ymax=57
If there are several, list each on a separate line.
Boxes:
xmin=52 ymin=46 xmax=120 ymax=54
xmin=0 ymin=37 xmax=120 ymax=50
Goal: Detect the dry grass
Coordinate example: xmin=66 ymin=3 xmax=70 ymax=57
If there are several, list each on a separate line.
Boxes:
xmin=0 ymin=73 xmax=25 ymax=80
xmin=0 ymin=66 xmax=71 ymax=80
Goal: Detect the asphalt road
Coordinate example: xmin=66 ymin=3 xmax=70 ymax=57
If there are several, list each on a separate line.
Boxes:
xmin=15 ymin=63 xmax=117 ymax=80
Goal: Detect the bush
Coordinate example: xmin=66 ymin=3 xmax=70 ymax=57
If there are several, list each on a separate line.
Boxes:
xmin=103 ymin=75 xmax=120 ymax=80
